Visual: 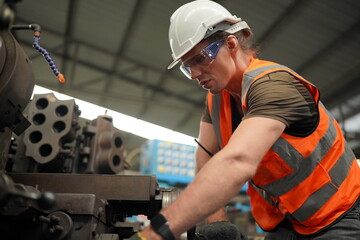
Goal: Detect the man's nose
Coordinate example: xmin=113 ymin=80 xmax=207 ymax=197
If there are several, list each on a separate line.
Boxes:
xmin=190 ymin=67 xmax=201 ymax=79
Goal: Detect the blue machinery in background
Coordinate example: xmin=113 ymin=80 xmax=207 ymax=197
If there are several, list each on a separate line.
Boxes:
xmin=140 ymin=140 xmax=196 ymax=185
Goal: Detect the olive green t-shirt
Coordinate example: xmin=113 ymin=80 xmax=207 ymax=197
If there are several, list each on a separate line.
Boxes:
xmin=201 ymin=71 xmax=318 ymax=136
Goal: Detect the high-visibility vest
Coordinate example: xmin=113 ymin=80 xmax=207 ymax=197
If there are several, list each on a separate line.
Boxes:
xmin=207 ymin=58 xmax=360 ymax=235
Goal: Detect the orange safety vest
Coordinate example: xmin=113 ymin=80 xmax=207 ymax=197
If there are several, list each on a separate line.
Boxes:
xmin=207 ymin=58 xmax=360 ymax=235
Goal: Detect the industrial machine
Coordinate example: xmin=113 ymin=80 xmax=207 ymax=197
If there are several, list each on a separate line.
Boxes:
xmin=0 ymin=1 xmax=183 ymax=239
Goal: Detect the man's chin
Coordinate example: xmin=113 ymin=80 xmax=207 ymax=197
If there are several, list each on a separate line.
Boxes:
xmin=208 ymin=88 xmax=221 ymax=94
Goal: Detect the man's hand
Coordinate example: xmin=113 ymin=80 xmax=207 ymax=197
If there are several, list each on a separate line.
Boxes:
xmin=203 ymin=221 xmax=247 ymax=240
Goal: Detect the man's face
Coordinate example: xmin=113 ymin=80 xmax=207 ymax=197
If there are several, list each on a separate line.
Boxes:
xmin=181 ymin=39 xmax=234 ymax=94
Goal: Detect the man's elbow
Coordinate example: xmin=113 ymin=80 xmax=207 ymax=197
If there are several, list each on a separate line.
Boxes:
xmin=225 ymin=151 xmax=259 ymax=183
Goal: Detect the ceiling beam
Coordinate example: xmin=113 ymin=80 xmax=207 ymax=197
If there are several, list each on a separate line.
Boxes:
xmin=322 ymin=75 xmax=360 ymax=109
xmin=61 ymin=0 xmax=79 ymax=81
xmin=296 ymin=19 xmax=360 ymax=74
xmin=137 ymin=69 xmax=172 ymax=118
xmin=68 ymin=42 xmax=80 ymax=86
xmin=100 ymin=0 xmax=147 ymax=105
xmin=257 ymin=0 xmax=311 ymax=50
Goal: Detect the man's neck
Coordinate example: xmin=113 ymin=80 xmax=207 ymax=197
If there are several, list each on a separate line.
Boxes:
xmin=226 ymin=54 xmax=252 ymax=93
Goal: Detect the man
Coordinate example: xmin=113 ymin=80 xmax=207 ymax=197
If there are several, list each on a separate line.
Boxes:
xmin=130 ymin=0 xmax=360 ymax=239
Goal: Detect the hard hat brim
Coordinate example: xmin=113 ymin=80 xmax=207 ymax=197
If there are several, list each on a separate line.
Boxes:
xmin=168 ymin=58 xmax=181 ymax=70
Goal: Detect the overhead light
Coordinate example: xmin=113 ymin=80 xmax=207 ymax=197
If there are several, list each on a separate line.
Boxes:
xmin=32 ymin=85 xmax=197 ymax=146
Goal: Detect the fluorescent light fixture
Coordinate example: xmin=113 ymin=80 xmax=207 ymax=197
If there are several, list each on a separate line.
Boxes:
xmin=33 ymin=85 xmax=197 ymax=146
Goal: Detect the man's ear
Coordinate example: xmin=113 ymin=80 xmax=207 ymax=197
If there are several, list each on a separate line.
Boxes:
xmin=225 ymin=36 xmax=238 ymax=55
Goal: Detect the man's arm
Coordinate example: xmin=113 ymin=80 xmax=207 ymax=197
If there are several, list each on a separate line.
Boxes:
xmin=141 ymin=117 xmax=286 ymax=239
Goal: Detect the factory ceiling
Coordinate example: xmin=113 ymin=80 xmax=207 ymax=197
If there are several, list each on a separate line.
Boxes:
xmin=10 ymin=0 xmax=360 ymax=155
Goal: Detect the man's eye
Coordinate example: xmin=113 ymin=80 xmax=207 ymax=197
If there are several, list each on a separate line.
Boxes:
xmin=184 ymin=53 xmax=206 ymax=68
xmin=193 ymin=55 xmax=205 ymax=64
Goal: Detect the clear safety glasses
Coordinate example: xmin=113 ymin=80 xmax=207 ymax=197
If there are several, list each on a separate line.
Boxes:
xmin=180 ymin=40 xmax=224 ymax=79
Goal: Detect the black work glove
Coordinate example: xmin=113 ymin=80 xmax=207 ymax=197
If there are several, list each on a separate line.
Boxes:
xmin=203 ymin=221 xmax=247 ymax=240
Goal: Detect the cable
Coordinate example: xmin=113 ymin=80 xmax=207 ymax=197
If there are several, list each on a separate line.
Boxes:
xmin=194 ymin=139 xmax=214 ymax=157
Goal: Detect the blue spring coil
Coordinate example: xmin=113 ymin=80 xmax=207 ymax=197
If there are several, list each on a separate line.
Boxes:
xmin=33 ymin=33 xmax=65 ymax=83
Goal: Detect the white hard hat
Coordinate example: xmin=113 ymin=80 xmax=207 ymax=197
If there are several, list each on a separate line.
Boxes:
xmin=168 ymin=0 xmax=251 ymax=69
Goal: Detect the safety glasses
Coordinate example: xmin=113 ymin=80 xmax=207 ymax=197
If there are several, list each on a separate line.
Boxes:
xmin=180 ymin=40 xmax=224 ymax=79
